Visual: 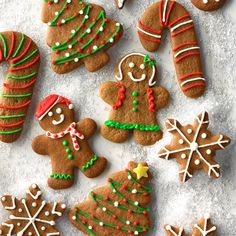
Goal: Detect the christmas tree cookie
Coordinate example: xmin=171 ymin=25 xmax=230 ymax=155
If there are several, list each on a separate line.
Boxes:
xmin=165 ymin=214 xmax=217 ymax=236
xmin=42 ymin=0 xmax=123 ymax=74
xmin=32 ymin=94 xmax=107 ymax=190
xmin=0 ymin=184 xmax=66 ymax=236
xmin=158 ymin=111 xmax=231 ymax=182
xmin=69 ymin=161 xmax=152 ymax=235
xmin=100 ymin=52 xmax=170 ymax=146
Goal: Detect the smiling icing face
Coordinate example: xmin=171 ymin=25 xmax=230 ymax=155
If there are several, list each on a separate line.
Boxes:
xmin=48 ymin=107 xmax=65 ymax=125
xmin=39 ymin=103 xmax=75 ymax=133
xmin=115 ymin=53 xmax=157 ymax=87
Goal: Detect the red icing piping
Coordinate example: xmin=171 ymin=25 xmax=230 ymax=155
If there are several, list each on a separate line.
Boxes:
xmin=10 ymin=55 xmax=40 ymax=72
xmin=112 ymin=84 xmax=126 ymax=110
xmin=176 ymin=52 xmax=200 ymax=63
xmin=5 ymin=32 xmax=15 ymax=61
xmin=148 ymin=88 xmax=155 ymax=113
xmin=11 ymin=39 xmax=32 ymax=63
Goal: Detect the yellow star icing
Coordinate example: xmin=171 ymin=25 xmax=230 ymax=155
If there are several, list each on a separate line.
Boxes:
xmin=133 ymin=163 xmax=149 ymax=180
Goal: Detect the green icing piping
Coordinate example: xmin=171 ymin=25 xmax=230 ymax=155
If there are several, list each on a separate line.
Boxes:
xmin=82 ymin=155 xmax=98 ymax=172
xmin=12 ymin=33 xmax=25 ymax=58
xmin=0 ymin=33 xmax=7 ymax=58
xmin=0 ymin=128 xmax=22 ymax=135
xmin=49 ymin=173 xmax=74 ymax=180
xmin=104 ymin=120 xmax=161 ymax=131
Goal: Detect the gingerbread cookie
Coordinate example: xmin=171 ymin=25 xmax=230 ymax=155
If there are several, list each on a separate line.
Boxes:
xmin=115 ymin=0 xmax=127 ymax=9
xmin=32 ymin=94 xmax=107 ymax=190
xmin=137 ymin=1 xmax=206 ymax=98
xmin=0 ymin=184 xmax=66 ymax=236
xmin=191 ymin=0 xmax=227 ymax=11
xmin=158 ymin=111 xmax=231 ymax=182
xmin=100 ymin=53 xmax=170 ymax=146
xmin=69 ymin=161 xmax=152 ymax=235
xmin=165 ymin=214 xmax=216 ymax=236
xmin=42 ymin=0 xmax=123 ymax=74
xmin=0 ymin=31 xmax=40 ymax=143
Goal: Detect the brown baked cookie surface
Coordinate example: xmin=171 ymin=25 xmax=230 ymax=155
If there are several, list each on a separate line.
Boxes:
xmin=158 ymin=111 xmax=231 ymax=182
xmin=191 ymin=0 xmax=227 ymax=11
xmin=100 ymin=52 xmax=170 ymax=146
xmin=42 ymin=0 xmax=123 ymax=74
xmin=137 ymin=0 xmax=206 ymax=98
xmin=69 ymin=161 xmax=152 ymax=235
xmin=0 ymin=31 xmax=40 ymax=143
xmin=165 ymin=215 xmax=217 ymax=236
xmin=0 ymin=184 xmax=66 ymax=236
xmin=32 ymin=94 xmax=107 ymax=190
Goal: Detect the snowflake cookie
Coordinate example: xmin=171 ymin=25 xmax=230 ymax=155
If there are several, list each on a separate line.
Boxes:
xmin=0 ymin=184 xmax=66 ymax=236
xmin=158 ymin=111 xmax=231 ymax=182
xmin=165 ymin=214 xmax=217 ymax=236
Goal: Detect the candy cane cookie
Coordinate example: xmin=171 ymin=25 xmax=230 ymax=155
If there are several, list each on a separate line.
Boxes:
xmin=137 ymin=0 xmax=206 ymax=98
xmin=191 ymin=0 xmax=227 ymax=11
xmin=0 ymin=32 xmax=40 ymax=143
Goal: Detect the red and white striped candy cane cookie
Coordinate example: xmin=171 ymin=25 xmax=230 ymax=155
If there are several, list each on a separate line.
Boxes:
xmin=0 ymin=32 xmax=40 ymax=143
xmin=137 ymin=0 xmax=206 ymax=98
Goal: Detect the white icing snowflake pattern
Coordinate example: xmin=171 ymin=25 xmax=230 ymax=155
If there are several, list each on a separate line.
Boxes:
xmin=0 ymin=184 xmax=66 ymax=236
xmin=158 ymin=112 xmax=230 ymax=182
xmin=165 ymin=214 xmax=217 ymax=236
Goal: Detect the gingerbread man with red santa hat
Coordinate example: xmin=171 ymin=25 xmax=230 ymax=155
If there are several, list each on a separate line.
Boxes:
xmin=32 ymin=94 xmax=107 ymax=190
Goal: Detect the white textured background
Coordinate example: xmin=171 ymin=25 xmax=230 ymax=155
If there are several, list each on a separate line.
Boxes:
xmin=0 ymin=0 xmax=236 ymax=235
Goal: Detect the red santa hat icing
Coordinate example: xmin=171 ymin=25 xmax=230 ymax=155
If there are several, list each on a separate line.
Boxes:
xmin=36 ymin=94 xmax=74 ymax=120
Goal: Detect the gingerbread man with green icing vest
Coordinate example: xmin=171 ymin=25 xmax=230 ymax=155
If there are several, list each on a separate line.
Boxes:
xmin=100 ymin=53 xmax=170 ymax=146
xmin=32 ymin=94 xmax=107 ymax=189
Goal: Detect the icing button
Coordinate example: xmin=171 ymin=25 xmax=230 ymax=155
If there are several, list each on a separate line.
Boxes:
xmin=132 ymin=91 xmax=138 ymax=97
xmin=190 ymin=142 xmax=198 ymax=151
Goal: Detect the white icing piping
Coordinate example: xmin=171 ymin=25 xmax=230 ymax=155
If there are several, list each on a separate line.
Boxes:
xmin=174 ymin=46 xmax=200 ymax=58
xmin=115 ymin=52 xmax=157 ymax=87
xmin=52 ymin=114 xmax=65 ymax=126
xmin=171 ymin=20 xmax=193 ymax=32
xmin=136 ymin=26 xmax=162 ymax=39
xmin=38 ymin=97 xmax=60 ymax=121
xmin=4 ymin=196 xmax=16 ymax=210
xmin=180 ymin=77 xmax=205 ymax=87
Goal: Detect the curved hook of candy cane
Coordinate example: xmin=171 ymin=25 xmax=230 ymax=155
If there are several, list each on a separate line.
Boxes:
xmin=115 ymin=52 xmax=157 ymax=87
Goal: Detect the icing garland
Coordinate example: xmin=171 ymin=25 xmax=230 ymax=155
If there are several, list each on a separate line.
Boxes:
xmin=82 ymin=155 xmax=99 ymax=171
xmin=72 ymin=169 xmax=152 ymax=235
xmin=104 ymin=120 xmax=160 ymax=131
xmin=45 ymin=1 xmax=122 ymax=65
xmin=0 ymin=32 xmax=39 ymax=136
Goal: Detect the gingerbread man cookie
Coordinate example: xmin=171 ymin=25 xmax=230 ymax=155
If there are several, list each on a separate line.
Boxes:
xmin=42 ymin=0 xmax=123 ymax=74
xmin=0 ymin=184 xmax=66 ymax=236
xmin=165 ymin=214 xmax=216 ymax=236
xmin=137 ymin=0 xmax=206 ymax=98
xmin=158 ymin=111 xmax=231 ymax=182
xmin=191 ymin=0 xmax=227 ymax=11
xmin=0 ymin=31 xmax=40 ymax=143
xmin=69 ymin=161 xmax=152 ymax=235
xmin=100 ymin=53 xmax=170 ymax=146
xmin=32 ymin=94 xmax=107 ymax=190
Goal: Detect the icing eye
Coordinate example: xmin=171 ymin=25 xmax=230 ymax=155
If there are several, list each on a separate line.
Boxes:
xmin=129 ymin=62 xmax=135 ymax=68
xmin=56 ymin=108 xmax=62 ymax=114
xmin=140 ymin=64 xmax=145 ymax=70
xmin=48 ymin=111 xmax=53 ymax=117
